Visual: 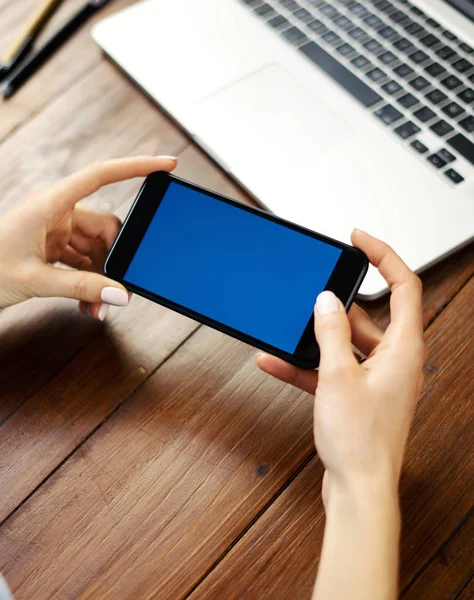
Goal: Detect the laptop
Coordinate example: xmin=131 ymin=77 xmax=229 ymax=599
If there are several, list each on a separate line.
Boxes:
xmin=92 ymin=0 xmax=474 ymax=298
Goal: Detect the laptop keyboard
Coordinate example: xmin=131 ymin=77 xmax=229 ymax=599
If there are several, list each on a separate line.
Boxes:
xmin=239 ymin=0 xmax=474 ymax=185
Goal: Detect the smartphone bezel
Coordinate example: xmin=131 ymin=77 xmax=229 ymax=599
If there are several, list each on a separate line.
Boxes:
xmin=104 ymin=172 xmax=368 ymax=369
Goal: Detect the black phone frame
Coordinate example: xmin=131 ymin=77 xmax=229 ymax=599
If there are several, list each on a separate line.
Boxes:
xmin=104 ymin=172 xmax=368 ymax=369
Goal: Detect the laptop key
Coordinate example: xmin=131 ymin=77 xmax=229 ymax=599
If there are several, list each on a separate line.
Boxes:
xmin=441 ymin=75 xmax=462 ymax=90
xmin=349 ymin=4 xmax=370 ymax=17
xmin=268 ymin=15 xmax=289 ymax=28
xmin=255 ymin=4 xmax=275 ymax=16
xmin=394 ymin=63 xmax=414 ymax=78
xmin=378 ymin=26 xmax=398 ymax=39
xmin=320 ymin=5 xmax=340 ymax=18
xmin=424 ymin=62 xmax=446 ymax=77
xmin=425 ymin=89 xmax=448 ymax=104
xmin=279 ymin=0 xmax=299 ymax=8
xmin=300 ymin=42 xmax=383 ymax=107
xmin=349 ymin=27 xmax=367 ymax=40
xmin=414 ymin=106 xmax=436 ymax=122
xmin=452 ymin=59 xmax=473 ymax=73
xmin=420 ymin=34 xmax=439 ymax=48
xmin=379 ymin=51 xmax=397 ymax=64
xmin=364 ymin=15 xmax=384 ymax=30
xmin=459 ymin=43 xmax=473 ymax=54
xmin=459 ymin=116 xmax=474 ymax=133
xmin=364 ymin=39 xmax=383 ymax=53
xmin=281 ymin=27 xmax=307 ymax=43
xmin=444 ymin=169 xmax=464 ymax=184
xmin=426 ymin=18 xmax=441 ymax=29
xmin=395 ymin=121 xmax=421 ymax=139
xmin=294 ymin=8 xmax=313 ymax=22
xmin=405 ymin=22 xmax=423 ymax=36
xmin=442 ymin=29 xmax=457 ymax=41
xmin=367 ymin=68 xmax=386 ymax=82
xmin=393 ymin=38 xmax=413 ymax=52
xmin=436 ymin=46 xmax=456 ymax=60
xmin=438 ymin=148 xmax=456 ymax=163
xmin=430 ymin=120 xmax=455 ymax=137
xmin=457 ymin=88 xmax=474 ymax=104
xmin=442 ymin=102 xmax=465 ymax=118
xmin=427 ymin=153 xmax=447 ymax=169
xmin=410 ymin=139 xmax=429 ymax=154
xmin=337 ymin=43 xmax=356 ymax=56
xmin=334 ymin=16 xmax=354 ymax=30
xmin=351 ymin=55 xmax=372 ymax=69
xmin=322 ymin=31 xmax=342 ymax=46
xmin=382 ymin=80 xmax=403 ymax=95
xmin=374 ymin=104 xmax=403 ymax=124
xmin=409 ymin=50 xmax=429 ymax=64
xmin=389 ymin=10 xmax=408 ymax=23
xmin=447 ymin=133 xmax=474 ymax=164
xmin=409 ymin=76 xmax=430 ymax=91
xmin=374 ymin=0 xmax=392 ymax=11
xmin=398 ymin=93 xmax=419 ymax=108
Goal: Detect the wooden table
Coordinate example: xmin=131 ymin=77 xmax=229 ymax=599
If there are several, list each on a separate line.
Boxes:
xmin=0 ymin=1 xmax=473 ymax=598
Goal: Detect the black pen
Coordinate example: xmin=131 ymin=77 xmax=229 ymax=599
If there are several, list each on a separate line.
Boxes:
xmin=0 ymin=0 xmax=64 ymax=83
xmin=2 ymin=0 xmax=111 ymax=99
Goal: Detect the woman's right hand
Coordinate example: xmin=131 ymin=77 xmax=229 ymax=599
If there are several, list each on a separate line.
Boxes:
xmin=257 ymin=229 xmax=425 ymax=499
xmin=257 ymin=230 xmax=425 ymax=600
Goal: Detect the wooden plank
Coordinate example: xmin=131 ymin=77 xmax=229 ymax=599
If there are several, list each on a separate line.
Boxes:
xmin=1 ymin=278 xmax=471 ymax=599
xmin=402 ymin=510 xmax=474 ymax=600
xmin=0 ymin=327 xmax=314 ymax=599
xmin=0 ymin=56 xmax=192 ymax=424
xmin=186 ymin=277 xmax=474 ymax=600
xmin=456 ymin=576 xmax=474 ymax=600
xmin=0 ymin=139 xmax=258 ymax=517
xmin=0 ymin=0 xmax=138 ymax=142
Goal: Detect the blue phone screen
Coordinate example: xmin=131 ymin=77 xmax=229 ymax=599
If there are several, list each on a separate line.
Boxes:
xmin=125 ymin=182 xmax=342 ymax=354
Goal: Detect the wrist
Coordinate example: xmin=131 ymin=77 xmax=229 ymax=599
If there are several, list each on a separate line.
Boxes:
xmin=326 ymin=472 xmax=401 ymax=527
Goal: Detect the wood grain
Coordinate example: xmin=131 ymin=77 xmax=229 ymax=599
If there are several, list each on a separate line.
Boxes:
xmin=188 ymin=277 xmax=474 ymax=600
xmin=0 ymin=0 xmax=472 ymax=598
xmin=0 ymin=328 xmax=314 ymax=599
xmin=402 ymin=510 xmax=474 ymax=600
xmin=0 ymin=0 xmax=139 ymax=142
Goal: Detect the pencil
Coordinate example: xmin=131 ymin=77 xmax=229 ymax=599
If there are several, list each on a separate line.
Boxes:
xmin=2 ymin=0 xmax=63 ymax=65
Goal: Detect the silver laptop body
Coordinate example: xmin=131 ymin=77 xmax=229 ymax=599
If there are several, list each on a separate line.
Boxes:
xmin=93 ymin=0 xmax=474 ymax=297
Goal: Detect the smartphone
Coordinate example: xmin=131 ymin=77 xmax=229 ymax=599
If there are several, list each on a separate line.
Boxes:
xmin=105 ymin=173 xmax=368 ymax=369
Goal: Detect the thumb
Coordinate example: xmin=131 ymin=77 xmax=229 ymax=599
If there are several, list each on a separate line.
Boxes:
xmin=39 ymin=265 xmax=130 ymax=306
xmin=314 ymin=291 xmax=356 ymax=371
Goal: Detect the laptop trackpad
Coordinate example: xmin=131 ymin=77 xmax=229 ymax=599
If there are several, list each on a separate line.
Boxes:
xmin=191 ymin=64 xmax=354 ymax=182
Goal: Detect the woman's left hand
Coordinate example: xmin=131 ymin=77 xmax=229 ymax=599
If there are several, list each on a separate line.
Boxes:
xmin=0 ymin=155 xmax=177 ymax=320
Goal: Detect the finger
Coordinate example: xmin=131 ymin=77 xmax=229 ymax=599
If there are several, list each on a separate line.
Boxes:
xmin=348 ymin=304 xmax=384 ymax=357
xmin=351 ymin=229 xmax=423 ymax=340
xmin=72 ymin=207 xmax=122 ymax=249
xmin=256 ymin=353 xmax=318 ymax=394
xmin=69 ymin=232 xmax=108 ymax=269
xmin=37 ymin=265 xmax=130 ymax=306
xmin=60 ymin=246 xmax=93 ymax=272
xmin=314 ymin=291 xmax=358 ymax=373
xmin=79 ymin=301 xmax=89 ymax=314
xmin=45 ymin=155 xmax=177 ymax=208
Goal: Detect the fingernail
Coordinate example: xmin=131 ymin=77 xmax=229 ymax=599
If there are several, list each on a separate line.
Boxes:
xmin=98 ymin=304 xmax=109 ymax=322
xmin=101 ymin=287 xmax=129 ymax=306
xmin=316 ymin=291 xmax=340 ymax=315
xmin=157 ymin=155 xmax=177 ymax=161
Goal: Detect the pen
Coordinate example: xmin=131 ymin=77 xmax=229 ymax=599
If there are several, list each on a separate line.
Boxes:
xmin=2 ymin=0 xmax=111 ymax=99
xmin=0 ymin=0 xmax=64 ymax=82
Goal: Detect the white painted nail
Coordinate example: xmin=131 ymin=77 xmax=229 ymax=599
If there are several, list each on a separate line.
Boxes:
xmin=98 ymin=304 xmax=109 ymax=322
xmin=100 ymin=287 xmax=129 ymax=307
xmin=316 ymin=291 xmax=340 ymax=315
